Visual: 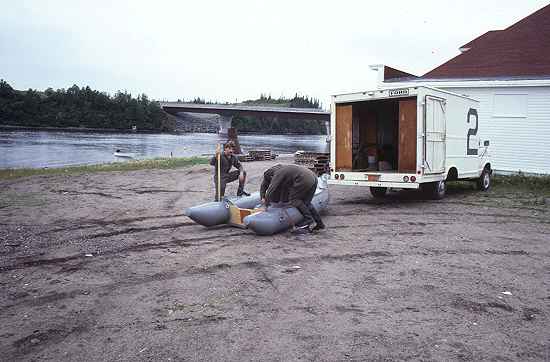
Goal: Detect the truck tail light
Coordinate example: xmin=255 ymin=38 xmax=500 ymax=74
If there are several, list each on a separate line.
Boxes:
xmin=340 ymin=174 xmax=345 ymax=180
xmin=411 ymin=176 xmax=416 ymax=182
xmin=403 ymin=176 xmax=409 ymax=182
xmin=334 ymin=173 xmax=339 ymax=179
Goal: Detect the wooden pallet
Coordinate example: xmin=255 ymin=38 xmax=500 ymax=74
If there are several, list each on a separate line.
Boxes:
xmin=238 ymin=149 xmax=278 ymax=162
xmin=295 ymin=151 xmax=330 ymax=175
xmin=249 ymin=149 xmax=272 ymax=161
xmin=237 ymin=154 xmax=254 ymax=162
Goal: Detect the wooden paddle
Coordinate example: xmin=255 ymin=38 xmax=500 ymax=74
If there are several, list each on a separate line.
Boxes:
xmin=216 ymin=143 xmax=221 ymax=201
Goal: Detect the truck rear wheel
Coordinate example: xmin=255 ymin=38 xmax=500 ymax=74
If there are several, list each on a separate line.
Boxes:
xmin=477 ymin=168 xmax=491 ymax=191
xmin=370 ymin=187 xmax=387 ymax=198
xmin=424 ymin=180 xmax=446 ymax=200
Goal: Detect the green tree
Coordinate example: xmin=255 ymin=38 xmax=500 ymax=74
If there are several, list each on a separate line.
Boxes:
xmin=0 ymin=81 xmax=172 ymax=132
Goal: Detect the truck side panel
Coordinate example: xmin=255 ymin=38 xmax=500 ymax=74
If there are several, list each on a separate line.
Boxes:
xmin=441 ymin=92 xmax=482 ymax=178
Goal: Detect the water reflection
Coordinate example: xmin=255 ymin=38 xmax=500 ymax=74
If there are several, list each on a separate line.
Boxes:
xmin=0 ymin=130 xmax=329 ymax=169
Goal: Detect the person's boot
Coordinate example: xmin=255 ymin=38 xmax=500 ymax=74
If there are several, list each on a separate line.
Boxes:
xmin=237 ymin=184 xmax=250 ymax=197
xmin=237 ymin=189 xmax=250 ymax=197
xmin=311 ymin=222 xmax=325 ymax=231
xmin=309 ymin=205 xmax=325 ymax=231
xmin=294 ymin=203 xmax=314 ymax=228
xmin=291 ymin=224 xmax=311 ymax=234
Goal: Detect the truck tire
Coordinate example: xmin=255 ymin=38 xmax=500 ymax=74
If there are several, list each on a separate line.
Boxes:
xmin=477 ymin=168 xmax=491 ymax=191
xmin=424 ymin=180 xmax=446 ymax=200
xmin=370 ymin=187 xmax=387 ymax=198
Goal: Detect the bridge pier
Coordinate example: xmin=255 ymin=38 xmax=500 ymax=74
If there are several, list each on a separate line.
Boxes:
xmin=218 ymin=115 xmax=232 ymax=135
xmin=325 ymin=120 xmax=331 ymax=142
xmin=217 ymin=115 xmax=242 ymax=154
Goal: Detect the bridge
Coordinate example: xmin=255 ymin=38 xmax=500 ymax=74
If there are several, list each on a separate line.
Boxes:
xmin=160 ymin=102 xmax=331 ymax=135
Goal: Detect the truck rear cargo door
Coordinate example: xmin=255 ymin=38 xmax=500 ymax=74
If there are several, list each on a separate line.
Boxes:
xmin=424 ymin=96 xmax=446 ymax=174
xmin=335 ymin=104 xmax=353 ymax=170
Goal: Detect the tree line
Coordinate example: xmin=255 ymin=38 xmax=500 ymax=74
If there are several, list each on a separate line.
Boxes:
xmin=244 ymin=93 xmax=322 ymax=109
xmin=0 ymin=80 xmax=175 ymax=131
xmin=233 ymin=94 xmax=326 ymax=134
xmin=0 ymin=80 xmax=326 ymax=134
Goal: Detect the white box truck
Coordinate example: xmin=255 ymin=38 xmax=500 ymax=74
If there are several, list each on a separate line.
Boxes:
xmin=328 ymin=86 xmax=491 ymax=199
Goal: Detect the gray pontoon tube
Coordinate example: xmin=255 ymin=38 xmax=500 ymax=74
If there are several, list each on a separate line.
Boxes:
xmin=183 ymin=192 xmax=261 ymax=227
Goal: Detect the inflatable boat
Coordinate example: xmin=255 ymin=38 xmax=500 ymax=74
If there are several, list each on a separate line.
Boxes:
xmin=183 ymin=175 xmax=329 ymax=235
xmin=183 ymin=193 xmax=262 ymax=227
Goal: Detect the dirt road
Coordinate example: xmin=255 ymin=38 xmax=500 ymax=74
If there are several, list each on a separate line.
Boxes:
xmin=1 ymin=157 xmax=549 ymax=361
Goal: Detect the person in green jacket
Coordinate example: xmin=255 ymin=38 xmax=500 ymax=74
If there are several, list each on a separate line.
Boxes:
xmin=210 ymin=141 xmax=249 ymax=201
xmin=260 ymin=164 xmax=325 ymax=232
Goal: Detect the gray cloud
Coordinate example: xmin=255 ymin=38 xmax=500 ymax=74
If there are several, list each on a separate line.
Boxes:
xmin=1 ymin=0 xmax=547 ymax=107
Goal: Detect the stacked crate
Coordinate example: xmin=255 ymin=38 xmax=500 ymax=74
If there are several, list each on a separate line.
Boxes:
xmin=237 ymin=149 xmax=278 ymax=162
xmin=249 ymin=149 xmax=272 ymax=161
xmin=294 ymin=151 xmax=330 ymax=175
xmin=237 ymin=154 xmax=254 ymax=162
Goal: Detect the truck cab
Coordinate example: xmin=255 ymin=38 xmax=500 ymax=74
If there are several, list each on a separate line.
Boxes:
xmin=328 ymin=86 xmax=491 ymax=199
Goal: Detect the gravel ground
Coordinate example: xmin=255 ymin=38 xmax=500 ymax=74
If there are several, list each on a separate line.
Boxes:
xmin=0 ymin=156 xmax=549 ymax=361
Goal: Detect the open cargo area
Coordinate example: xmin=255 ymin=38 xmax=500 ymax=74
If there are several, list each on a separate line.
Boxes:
xmin=335 ymin=97 xmax=417 ymax=173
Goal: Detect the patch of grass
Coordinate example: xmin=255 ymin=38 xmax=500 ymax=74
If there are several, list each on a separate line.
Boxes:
xmin=493 ymin=174 xmax=550 ymax=196
xmin=0 ymin=157 xmax=209 ymax=180
xmin=444 ymin=175 xmax=549 ymax=210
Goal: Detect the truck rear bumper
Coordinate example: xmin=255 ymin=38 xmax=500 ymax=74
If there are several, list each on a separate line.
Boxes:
xmin=328 ymin=179 xmax=420 ymax=189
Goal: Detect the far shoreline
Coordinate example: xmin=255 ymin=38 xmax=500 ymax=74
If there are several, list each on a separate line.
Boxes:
xmin=0 ymin=125 xmax=169 ymax=134
xmin=0 ymin=125 xmax=327 ymax=137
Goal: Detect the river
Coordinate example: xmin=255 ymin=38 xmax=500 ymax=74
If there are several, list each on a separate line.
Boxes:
xmin=0 ymin=130 xmax=329 ymax=169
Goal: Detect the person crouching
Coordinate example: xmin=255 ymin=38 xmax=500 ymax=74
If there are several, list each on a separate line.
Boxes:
xmin=261 ymin=164 xmax=325 ymax=232
xmin=210 ymin=141 xmax=249 ymax=201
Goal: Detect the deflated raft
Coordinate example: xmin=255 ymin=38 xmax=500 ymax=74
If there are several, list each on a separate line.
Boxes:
xmin=183 ymin=193 xmax=261 ymax=227
xmin=183 ymin=175 xmax=329 ymax=235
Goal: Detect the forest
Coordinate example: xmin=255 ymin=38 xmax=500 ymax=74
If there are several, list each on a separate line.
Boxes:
xmin=232 ymin=94 xmax=326 ymax=134
xmin=0 ymin=81 xmax=326 ymax=134
xmin=0 ymin=80 xmax=174 ymax=131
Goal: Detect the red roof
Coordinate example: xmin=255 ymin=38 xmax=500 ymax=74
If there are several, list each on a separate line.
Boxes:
xmin=423 ymin=4 xmax=550 ymax=79
xmin=384 ymin=66 xmax=418 ymax=81
xmin=459 ymin=30 xmax=502 ymax=51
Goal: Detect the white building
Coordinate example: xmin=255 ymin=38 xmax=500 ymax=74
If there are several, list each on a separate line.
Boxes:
xmin=371 ymin=4 xmax=550 ymax=175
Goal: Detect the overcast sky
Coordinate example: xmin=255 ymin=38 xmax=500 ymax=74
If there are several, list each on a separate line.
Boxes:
xmin=1 ymin=0 xmax=547 ymax=107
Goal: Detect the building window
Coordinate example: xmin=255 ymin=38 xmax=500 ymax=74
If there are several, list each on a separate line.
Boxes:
xmin=493 ymin=94 xmax=527 ymax=118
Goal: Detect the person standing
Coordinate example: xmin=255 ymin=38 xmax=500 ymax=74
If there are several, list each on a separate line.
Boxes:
xmin=210 ymin=141 xmax=249 ymax=201
xmin=261 ymin=164 xmax=325 ymax=232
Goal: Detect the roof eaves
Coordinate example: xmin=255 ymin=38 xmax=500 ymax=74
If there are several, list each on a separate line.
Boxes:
xmin=418 ymin=74 xmax=550 ymax=82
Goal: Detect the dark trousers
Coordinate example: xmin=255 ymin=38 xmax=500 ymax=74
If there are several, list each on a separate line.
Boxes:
xmin=289 ymin=178 xmax=322 ymax=226
xmin=214 ymin=170 xmax=246 ymax=201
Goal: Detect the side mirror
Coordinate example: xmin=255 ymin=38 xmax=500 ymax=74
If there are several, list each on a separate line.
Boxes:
xmin=483 ymin=140 xmax=490 ymax=147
